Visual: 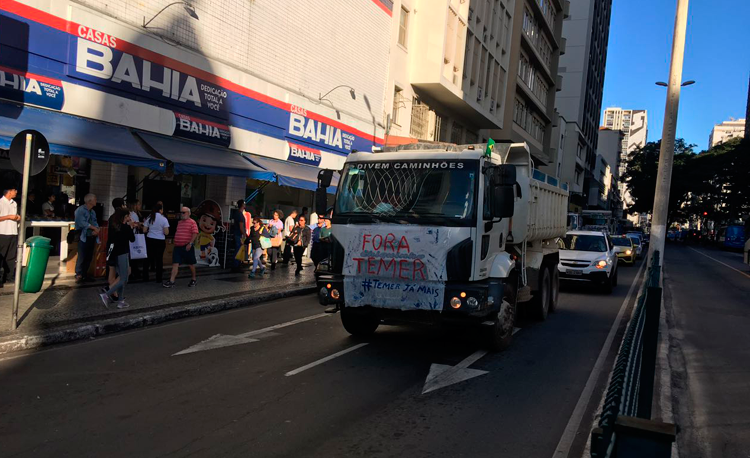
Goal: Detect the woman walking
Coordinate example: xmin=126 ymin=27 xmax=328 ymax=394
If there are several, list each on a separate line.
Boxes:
xmin=247 ymin=217 xmax=271 ymax=278
xmin=127 ymin=199 xmax=144 ymax=280
xmin=99 ymin=208 xmax=134 ymax=309
xmin=143 ymin=203 xmax=170 ymax=283
xmin=268 ymin=210 xmax=284 ymax=270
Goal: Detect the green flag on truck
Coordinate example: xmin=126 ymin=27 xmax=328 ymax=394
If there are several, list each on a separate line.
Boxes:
xmin=485 ymin=138 xmax=495 ymax=157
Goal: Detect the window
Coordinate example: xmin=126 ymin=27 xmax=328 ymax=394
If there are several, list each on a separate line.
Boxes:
xmin=398 ymin=7 xmax=409 ymax=48
xmin=574 ymin=169 xmax=582 ymax=185
xmin=392 ymin=87 xmax=403 ymax=125
xmin=576 ymin=144 xmax=583 ymax=159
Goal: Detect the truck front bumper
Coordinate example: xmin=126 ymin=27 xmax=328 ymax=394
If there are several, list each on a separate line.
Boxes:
xmin=316 ymin=274 xmax=505 ymax=323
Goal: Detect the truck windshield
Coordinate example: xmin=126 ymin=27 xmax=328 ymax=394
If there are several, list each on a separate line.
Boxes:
xmin=334 ymin=160 xmax=478 ymax=224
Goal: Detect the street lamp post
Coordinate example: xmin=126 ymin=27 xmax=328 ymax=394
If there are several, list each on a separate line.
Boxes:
xmin=649 ymin=0 xmax=690 ymax=263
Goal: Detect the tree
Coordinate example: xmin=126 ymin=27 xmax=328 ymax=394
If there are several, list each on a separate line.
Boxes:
xmin=621 ymin=139 xmax=695 ymax=222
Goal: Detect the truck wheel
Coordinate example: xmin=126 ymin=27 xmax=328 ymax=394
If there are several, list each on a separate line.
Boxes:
xmin=530 ymin=266 xmax=551 ymax=321
xmin=340 ymin=307 xmax=379 ymax=337
xmin=549 ymin=266 xmax=560 ymax=313
xmin=487 ymin=274 xmax=518 ymax=352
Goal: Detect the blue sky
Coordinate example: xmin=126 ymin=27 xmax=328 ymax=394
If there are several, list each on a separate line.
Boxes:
xmin=601 ymin=0 xmax=750 ymax=152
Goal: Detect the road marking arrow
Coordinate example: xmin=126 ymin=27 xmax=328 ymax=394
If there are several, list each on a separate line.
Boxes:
xmin=173 ymin=313 xmax=330 ymax=356
xmin=421 ymin=328 xmax=521 ymax=394
xmin=422 ymin=350 xmax=489 ymax=394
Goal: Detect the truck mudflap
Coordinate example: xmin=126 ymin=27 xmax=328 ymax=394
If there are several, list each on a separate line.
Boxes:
xmin=317 ymin=275 xmax=506 ymax=322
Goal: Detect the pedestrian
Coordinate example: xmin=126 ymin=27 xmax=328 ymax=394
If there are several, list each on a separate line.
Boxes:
xmin=231 ymin=199 xmax=246 ymax=272
xmin=163 ymin=206 xmax=198 ymax=288
xmin=282 ymin=209 xmax=298 ymax=265
xmin=310 ymin=217 xmax=325 ymax=267
xmin=247 ymin=217 xmax=272 ymax=278
xmin=74 ymin=193 xmax=100 ymax=283
xmin=0 ymin=186 xmax=21 ymax=287
xmin=42 ymin=192 xmax=55 ymax=218
xmin=319 ymin=217 xmax=333 ymax=261
xmin=143 ymin=203 xmax=169 ymax=282
xmin=289 ymin=215 xmax=311 ymax=275
xmin=127 ymin=199 xmax=144 ymax=280
xmin=26 ymin=191 xmax=39 ymax=217
xmin=267 ymin=210 xmax=284 ymax=270
xmin=105 ymin=197 xmax=128 ymax=287
xmin=99 ymin=208 xmax=134 ymax=309
xmin=306 ymin=210 xmax=318 ymax=258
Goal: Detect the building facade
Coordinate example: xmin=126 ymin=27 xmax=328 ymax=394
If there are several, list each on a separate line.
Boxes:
xmin=490 ymin=0 xmax=568 ymax=165
xmin=0 ymin=0 xmax=393 ymax=225
xmin=709 ymin=118 xmax=746 ymax=148
xmin=384 ymin=0 xmax=515 ymax=146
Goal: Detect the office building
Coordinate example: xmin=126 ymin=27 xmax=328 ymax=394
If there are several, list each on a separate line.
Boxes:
xmin=709 ymin=118 xmax=746 ymax=148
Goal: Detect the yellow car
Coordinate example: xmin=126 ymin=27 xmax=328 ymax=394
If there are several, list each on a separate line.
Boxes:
xmin=611 ymin=236 xmax=636 ymax=265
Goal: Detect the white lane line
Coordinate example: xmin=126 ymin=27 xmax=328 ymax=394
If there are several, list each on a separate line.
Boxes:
xmin=552 ymin=260 xmax=647 ymax=458
xmin=687 ymin=247 xmax=750 ymax=280
xmin=285 ymin=343 xmax=369 ymax=376
xmin=237 ymin=313 xmax=329 ymax=338
xmin=513 ymin=327 xmax=521 ymax=335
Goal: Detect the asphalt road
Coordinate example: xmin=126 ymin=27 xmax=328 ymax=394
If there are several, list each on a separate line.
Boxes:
xmin=663 ymin=244 xmax=750 ymax=458
xmin=0 ymin=261 xmax=646 ymax=458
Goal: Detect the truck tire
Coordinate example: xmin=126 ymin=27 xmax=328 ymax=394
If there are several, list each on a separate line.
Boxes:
xmin=549 ymin=266 xmax=560 ymax=313
xmin=530 ymin=266 xmax=551 ymax=321
xmin=487 ymin=274 xmax=518 ymax=352
xmin=340 ymin=307 xmax=379 ymax=337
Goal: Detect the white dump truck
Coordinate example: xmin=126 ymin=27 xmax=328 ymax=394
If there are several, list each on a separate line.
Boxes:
xmin=316 ymin=142 xmax=569 ymax=350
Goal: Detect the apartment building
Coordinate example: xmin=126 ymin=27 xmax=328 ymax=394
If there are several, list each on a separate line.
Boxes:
xmin=384 ymin=0 xmax=515 ymax=146
xmin=708 ymin=118 xmax=746 ymax=148
xmin=489 ymin=0 xmax=567 ymax=165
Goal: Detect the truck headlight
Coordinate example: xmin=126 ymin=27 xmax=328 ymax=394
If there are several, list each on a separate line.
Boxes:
xmin=596 ymin=260 xmax=607 ymax=268
xmin=625 ymin=249 xmax=632 ymax=255
xmin=466 ymin=297 xmax=479 ymax=309
xmin=450 ymin=297 xmax=462 ymax=309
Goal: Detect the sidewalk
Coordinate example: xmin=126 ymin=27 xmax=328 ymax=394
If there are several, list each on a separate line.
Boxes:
xmin=0 ymin=260 xmax=318 ymax=354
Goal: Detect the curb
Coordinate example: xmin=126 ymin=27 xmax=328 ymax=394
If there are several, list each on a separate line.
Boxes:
xmin=0 ymin=284 xmax=317 ymax=355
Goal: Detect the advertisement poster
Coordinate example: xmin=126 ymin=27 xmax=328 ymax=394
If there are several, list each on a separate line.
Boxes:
xmin=341 ymin=226 xmax=453 ymax=311
xmin=193 ymin=200 xmax=223 ymax=267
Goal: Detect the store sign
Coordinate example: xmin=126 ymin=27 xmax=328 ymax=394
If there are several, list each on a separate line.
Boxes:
xmin=172 ymin=112 xmax=231 ymax=147
xmin=288 ymin=107 xmax=356 ymax=153
xmin=69 ymin=31 xmax=229 ymax=118
xmin=0 ymin=66 xmax=64 ymax=110
xmin=287 ymin=141 xmax=321 ymax=166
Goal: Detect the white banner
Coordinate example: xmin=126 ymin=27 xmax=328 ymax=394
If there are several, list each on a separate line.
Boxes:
xmin=338 ymin=225 xmax=463 ymax=311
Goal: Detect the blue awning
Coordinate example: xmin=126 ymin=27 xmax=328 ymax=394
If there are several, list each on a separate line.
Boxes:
xmin=249 ymin=155 xmax=339 ymax=194
xmin=0 ymin=102 xmax=165 ymax=170
xmin=136 ymin=132 xmax=274 ymax=180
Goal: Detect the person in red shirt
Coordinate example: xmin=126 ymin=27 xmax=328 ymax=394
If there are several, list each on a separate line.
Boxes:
xmin=163 ymin=206 xmax=199 ymax=288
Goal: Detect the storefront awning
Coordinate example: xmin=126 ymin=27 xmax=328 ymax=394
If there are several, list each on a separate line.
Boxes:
xmin=249 ymin=155 xmax=339 ymax=194
xmin=136 ymin=132 xmax=274 ymax=180
xmin=0 ymin=103 xmax=166 ymax=171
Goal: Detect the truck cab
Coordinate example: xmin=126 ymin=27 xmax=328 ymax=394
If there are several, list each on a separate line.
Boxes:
xmin=317 ymin=142 xmax=568 ymax=350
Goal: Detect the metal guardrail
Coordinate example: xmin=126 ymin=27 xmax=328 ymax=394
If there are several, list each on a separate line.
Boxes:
xmin=591 ymin=251 xmax=676 ymax=457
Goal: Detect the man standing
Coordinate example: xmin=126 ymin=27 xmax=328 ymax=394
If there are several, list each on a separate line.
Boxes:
xmin=163 ymin=206 xmax=199 ymax=288
xmin=231 ymin=199 xmax=246 ymax=272
xmin=74 ymin=193 xmax=99 ymax=283
xmin=289 ymin=215 xmax=311 ymax=275
xmin=282 ymin=209 xmax=298 ymax=265
xmin=0 ymin=186 xmax=21 ymax=287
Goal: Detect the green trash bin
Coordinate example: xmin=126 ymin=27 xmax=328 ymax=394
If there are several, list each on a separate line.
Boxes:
xmin=22 ymin=236 xmax=52 ymax=293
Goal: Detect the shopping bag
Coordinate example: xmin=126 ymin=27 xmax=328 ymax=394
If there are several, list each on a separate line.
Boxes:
xmin=235 ymin=244 xmax=247 ymax=261
xmin=129 ymin=233 xmax=148 ymax=260
xmin=260 ymin=236 xmax=272 ymax=250
xmin=271 ymin=235 xmax=282 ymax=247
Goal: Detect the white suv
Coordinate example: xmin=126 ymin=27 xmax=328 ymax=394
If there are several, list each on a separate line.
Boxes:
xmin=557 ymin=231 xmax=619 ymax=293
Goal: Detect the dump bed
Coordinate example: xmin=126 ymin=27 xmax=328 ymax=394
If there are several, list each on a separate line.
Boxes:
xmin=527 ymin=177 xmax=569 ymax=242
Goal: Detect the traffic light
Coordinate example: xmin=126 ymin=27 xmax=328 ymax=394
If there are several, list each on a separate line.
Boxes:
xmin=703 ymin=211 xmax=708 ymax=216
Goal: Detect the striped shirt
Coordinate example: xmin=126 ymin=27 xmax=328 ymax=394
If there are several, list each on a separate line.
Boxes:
xmin=173 ymin=218 xmax=198 ymax=247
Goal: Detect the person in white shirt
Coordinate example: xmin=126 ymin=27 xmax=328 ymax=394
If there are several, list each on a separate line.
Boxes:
xmin=143 ymin=203 xmax=170 ymax=283
xmin=0 ymin=186 xmax=21 ymax=287
xmin=282 ymin=209 xmax=298 ymax=265
xmin=42 ymin=192 xmax=56 ymax=218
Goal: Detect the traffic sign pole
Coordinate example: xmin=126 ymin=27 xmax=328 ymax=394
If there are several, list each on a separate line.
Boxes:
xmin=11 ymin=134 xmax=33 ymax=330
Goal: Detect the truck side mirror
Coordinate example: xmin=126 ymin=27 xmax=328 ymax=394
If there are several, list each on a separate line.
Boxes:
xmin=492 ymin=164 xmax=517 ymax=186
xmin=492 ymin=185 xmax=515 ymax=219
xmin=316 ymin=169 xmax=334 ymax=215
